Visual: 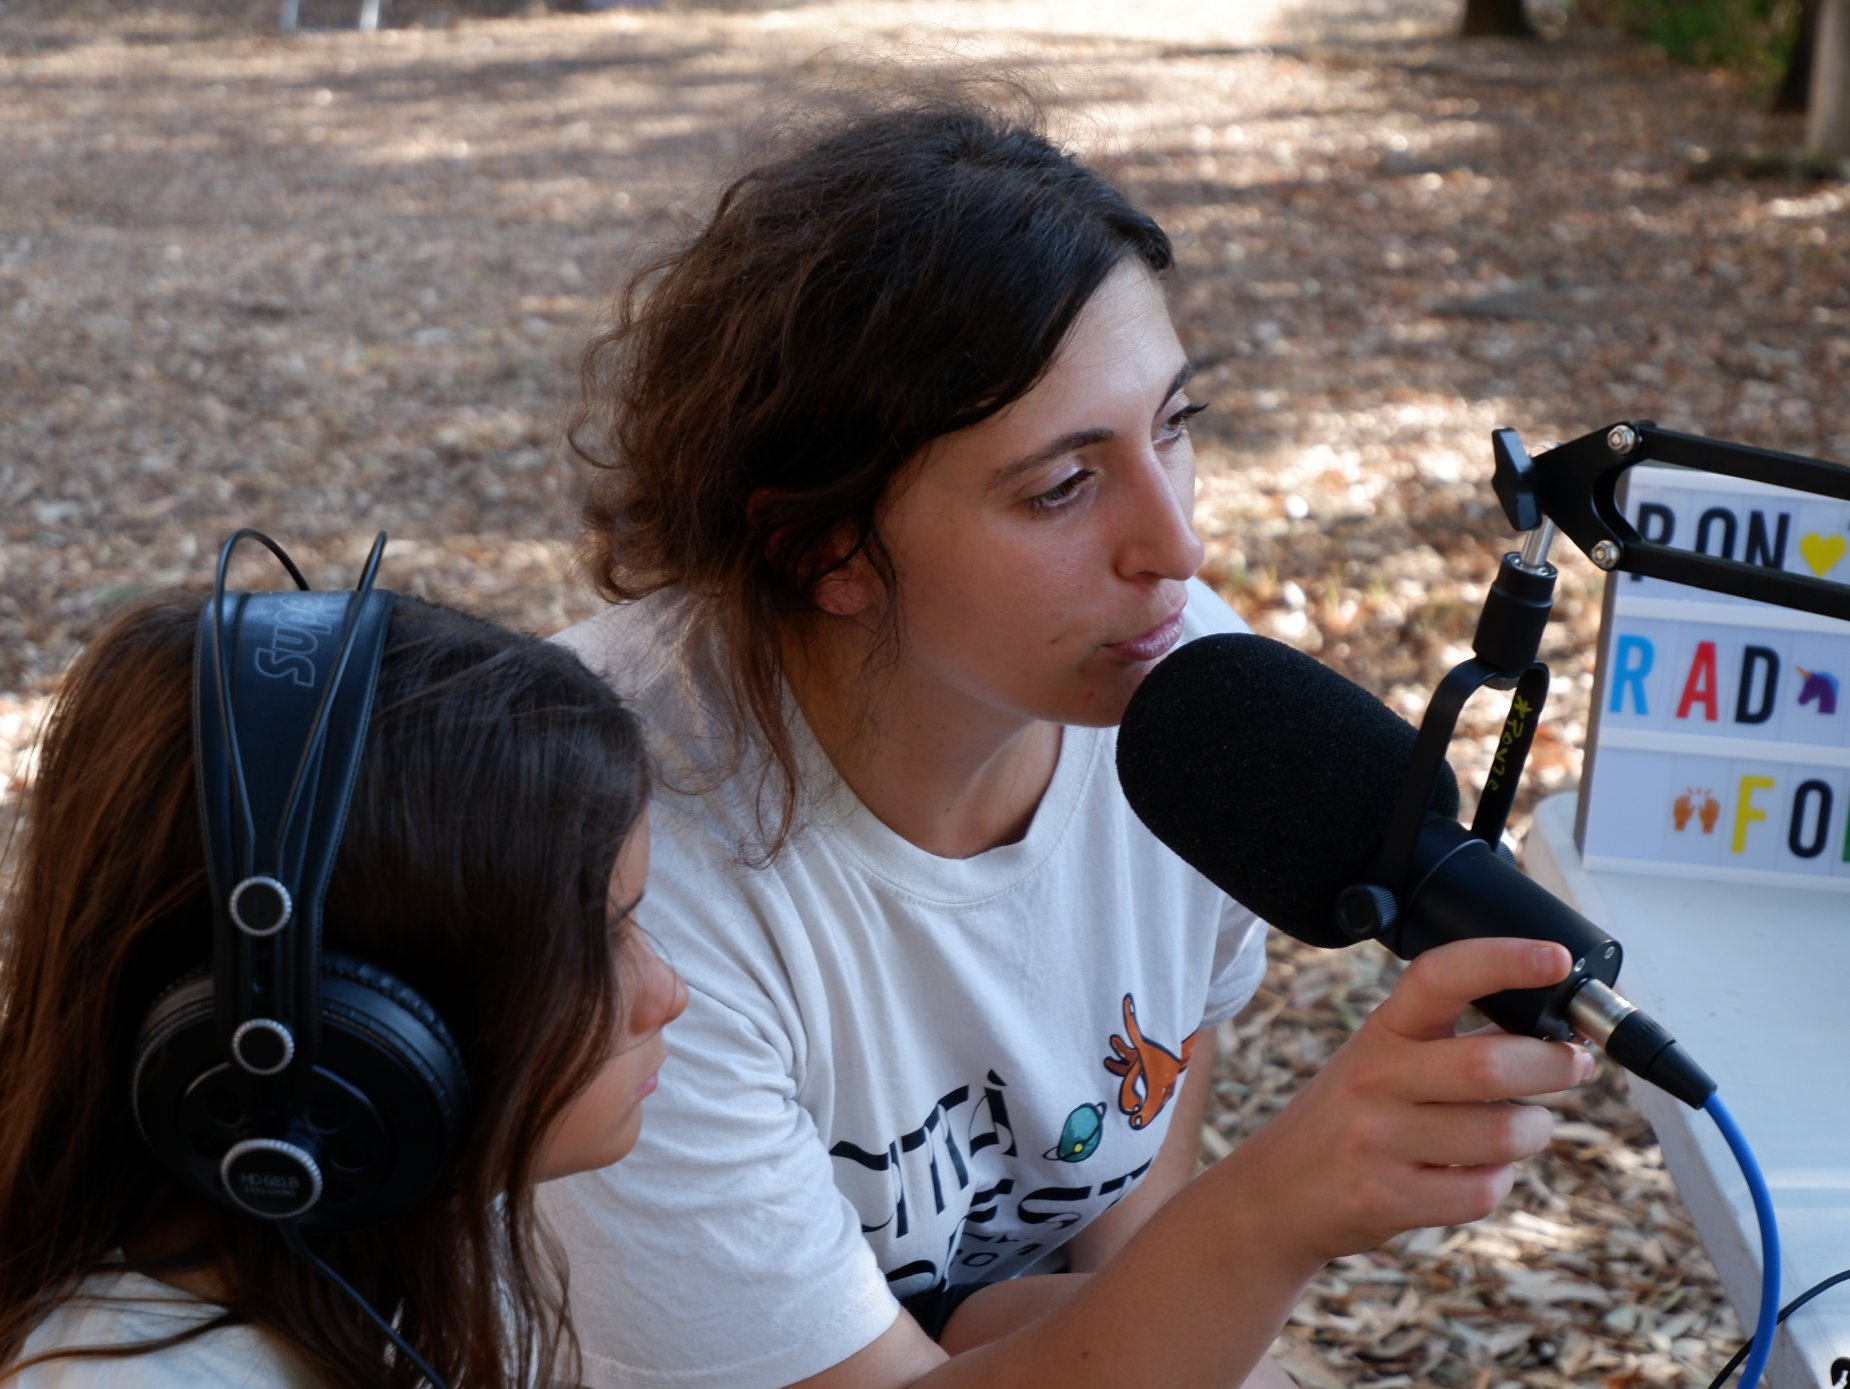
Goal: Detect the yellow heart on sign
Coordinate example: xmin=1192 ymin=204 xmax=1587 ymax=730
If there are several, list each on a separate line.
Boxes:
xmin=1801 ymin=532 xmax=1847 ymax=576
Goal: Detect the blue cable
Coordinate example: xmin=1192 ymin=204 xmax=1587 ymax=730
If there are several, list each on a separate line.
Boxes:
xmin=1704 ymin=1092 xmax=1780 ymax=1388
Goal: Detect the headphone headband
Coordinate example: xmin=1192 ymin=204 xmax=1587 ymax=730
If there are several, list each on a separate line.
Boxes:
xmin=194 ymin=534 xmax=394 ymax=1079
xmin=136 ymin=531 xmax=469 ymax=1239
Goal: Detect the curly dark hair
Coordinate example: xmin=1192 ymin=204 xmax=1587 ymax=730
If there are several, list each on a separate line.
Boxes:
xmin=571 ymin=89 xmax=1173 ymax=860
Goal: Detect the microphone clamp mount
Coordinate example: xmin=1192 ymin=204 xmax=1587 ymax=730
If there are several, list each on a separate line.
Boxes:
xmin=1349 ymin=419 xmax=1850 ymax=951
xmin=1338 ymin=419 xmax=1843 ymax=1102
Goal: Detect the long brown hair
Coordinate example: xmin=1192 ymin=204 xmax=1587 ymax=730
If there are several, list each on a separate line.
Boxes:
xmin=570 ymin=88 xmax=1172 ymax=862
xmin=0 ymin=590 xmax=648 ymax=1386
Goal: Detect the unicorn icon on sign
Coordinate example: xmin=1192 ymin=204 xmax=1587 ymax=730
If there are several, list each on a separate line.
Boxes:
xmin=1797 ymin=666 xmax=1840 ymax=715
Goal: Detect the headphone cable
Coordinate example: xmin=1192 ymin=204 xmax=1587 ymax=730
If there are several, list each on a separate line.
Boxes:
xmin=279 ymin=1222 xmax=452 ymax=1389
xmin=1707 ymin=1266 xmax=1850 ymax=1389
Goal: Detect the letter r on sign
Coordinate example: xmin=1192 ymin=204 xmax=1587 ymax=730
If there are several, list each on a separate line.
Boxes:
xmin=1610 ymin=634 xmax=1654 ymax=715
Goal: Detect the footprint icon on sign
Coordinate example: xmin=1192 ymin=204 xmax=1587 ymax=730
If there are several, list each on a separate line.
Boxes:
xmin=1673 ymin=788 xmax=1721 ymax=834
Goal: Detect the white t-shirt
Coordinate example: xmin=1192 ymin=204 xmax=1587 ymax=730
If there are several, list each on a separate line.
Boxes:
xmin=539 ymin=577 xmax=1267 ymax=1389
xmin=8 ymin=1268 xmax=320 ymax=1387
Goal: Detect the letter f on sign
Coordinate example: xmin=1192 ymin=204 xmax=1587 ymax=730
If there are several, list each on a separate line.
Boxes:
xmin=1733 ymin=776 xmax=1775 ymax=854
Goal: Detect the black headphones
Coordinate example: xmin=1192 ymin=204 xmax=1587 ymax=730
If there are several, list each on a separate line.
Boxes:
xmin=131 ymin=531 xmax=472 ymax=1234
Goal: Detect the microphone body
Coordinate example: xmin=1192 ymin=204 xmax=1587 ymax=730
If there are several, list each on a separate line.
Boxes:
xmin=1117 ymin=632 xmax=1714 ymax=1108
xmin=1379 ymin=814 xmax=1620 ymax=1044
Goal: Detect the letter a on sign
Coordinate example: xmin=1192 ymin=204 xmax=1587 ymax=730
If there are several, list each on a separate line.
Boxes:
xmin=1677 ymin=641 xmax=1720 ymax=722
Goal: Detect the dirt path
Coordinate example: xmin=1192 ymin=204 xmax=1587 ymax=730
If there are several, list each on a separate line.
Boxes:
xmin=5 ymin=0 xmax=1845 ymax=1382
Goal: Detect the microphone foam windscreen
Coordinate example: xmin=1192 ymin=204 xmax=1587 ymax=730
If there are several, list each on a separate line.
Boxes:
xmin=1116 ymin=633 xmax=1460 ymax=948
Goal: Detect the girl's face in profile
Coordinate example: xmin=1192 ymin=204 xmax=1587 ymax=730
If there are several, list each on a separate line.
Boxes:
xmin=536 ymin=815 xmax=686 ymax=1181
xmin=851 ymin=261 xmax=1206 ymax=738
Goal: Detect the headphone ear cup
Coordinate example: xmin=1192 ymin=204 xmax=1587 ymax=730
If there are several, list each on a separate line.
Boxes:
xmin=131 ymin=955 xmax=471 ymax=1232
xmin=310 ymin=950 xmax=471 ymax=1229
xmin=132 ymin=968 xmax=240 ymax=1200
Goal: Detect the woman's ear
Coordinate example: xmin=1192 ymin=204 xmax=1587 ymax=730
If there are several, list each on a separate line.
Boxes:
xmin=748 ymin=488 xmax=879 ymax=618
xmin=808 ymin=544 xmax=876 ymax=617
xmin=806 ymin=562 xmax=869 ymax=617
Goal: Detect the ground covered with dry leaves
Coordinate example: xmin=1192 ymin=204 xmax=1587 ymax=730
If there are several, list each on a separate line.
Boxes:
xmin=3 ymin=0 xmax=1845 ymax=1383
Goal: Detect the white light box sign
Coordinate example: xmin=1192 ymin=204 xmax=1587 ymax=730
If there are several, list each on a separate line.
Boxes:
xmin=1578 ymin=464 xmax=1850 ymax=887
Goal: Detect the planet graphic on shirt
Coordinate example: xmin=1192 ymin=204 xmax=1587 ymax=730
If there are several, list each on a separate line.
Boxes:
xmin=1045 ymin=1102 xmax=1106 ymax=1163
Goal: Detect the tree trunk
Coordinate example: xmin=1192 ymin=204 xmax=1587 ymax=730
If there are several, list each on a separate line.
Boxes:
xmin=1808 ymin=0 xmax=1850 ymax=155
xmin=1774 ymin=0 xmax=1818 ymax=114
xmin=1460 ymin=0 xmax=1536 ymax=39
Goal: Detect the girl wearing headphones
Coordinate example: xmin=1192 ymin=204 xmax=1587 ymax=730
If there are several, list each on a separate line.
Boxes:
xmin=0 ymin=582 xmax=685 ymax=1387
xmin=539 ymin=90 xmax=1592 ymax=1389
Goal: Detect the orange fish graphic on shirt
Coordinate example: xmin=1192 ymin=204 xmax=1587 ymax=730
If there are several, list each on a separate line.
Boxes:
xmin=1102 ymin=993 xmax=1196 ymax=1130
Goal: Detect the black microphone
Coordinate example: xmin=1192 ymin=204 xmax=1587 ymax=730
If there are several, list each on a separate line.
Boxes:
xmin=1117 ymin=632 xmax=1714 ymax=1109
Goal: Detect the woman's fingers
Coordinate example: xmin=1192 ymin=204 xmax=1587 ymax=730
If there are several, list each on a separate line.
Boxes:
xmin=1404 ymin=1030 xmax=1595 ymax=1105
xmin=1336 ymin=1105 xmax=1553 ymax=1241
xmin=1244 ymin=937 xmax=1598 ymax=1264
xmin=1370 ymin=938 xmax=1574 ymax=1044
xmin=1353 ymin=1159 xmax=1522 ymax=1235
xmin=1390 ymin=1097 xmax=1560 ymax=1169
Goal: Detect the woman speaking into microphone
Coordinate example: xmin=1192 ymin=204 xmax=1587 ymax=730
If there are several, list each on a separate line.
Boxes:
xmin=542 ymin=84 xmax=1594 ymax=1389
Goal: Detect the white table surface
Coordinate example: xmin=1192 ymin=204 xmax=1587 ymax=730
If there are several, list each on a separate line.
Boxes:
xmin=1526 ymin=791 xmax=1850 ymax=1388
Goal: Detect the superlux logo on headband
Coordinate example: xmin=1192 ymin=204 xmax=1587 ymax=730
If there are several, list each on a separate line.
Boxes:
xmin=253 ymin=596 xmax=336 ymax=688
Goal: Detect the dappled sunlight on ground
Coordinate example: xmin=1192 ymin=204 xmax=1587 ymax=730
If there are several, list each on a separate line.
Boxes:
xmin=4 ymin=0 xmax=1842 ymax=1381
